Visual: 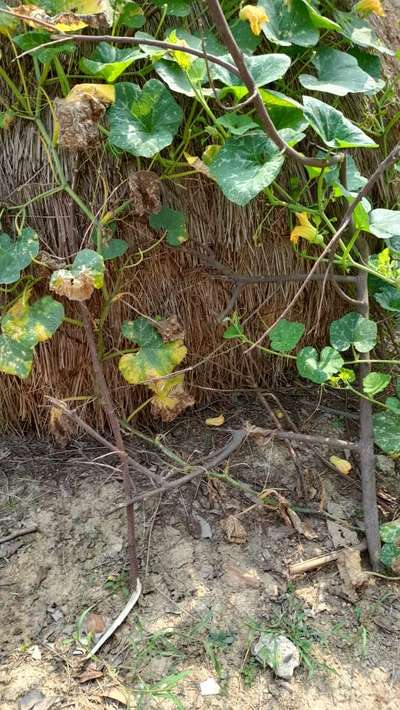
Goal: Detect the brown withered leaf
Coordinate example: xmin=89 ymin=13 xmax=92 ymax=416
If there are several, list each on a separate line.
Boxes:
xmin=78 ymin=665 xmax=103 ymax=684
xmin=128 ymin=170 xmax=161 ymax=218
xmin=49 ymin=406 xmax=74 ymax=448
xmin=50 ymin=270 xmax=94 ymax=301
xmin=154 ymin=315 xmax=185 ymax=342
xmin=85 ymin=612 xmax=106 ymax=635
xmin=150 ymin=374 xmax=194 ymax=422
xmin=337 ymin=548 xmax=368 ymax=602
xmin=55 ymin=85 xmax=114 ymax=151
xmin=101 ymin=686 xmax=135 ymax=705
xmin=221 ymin=515 xmax=247 ymax=544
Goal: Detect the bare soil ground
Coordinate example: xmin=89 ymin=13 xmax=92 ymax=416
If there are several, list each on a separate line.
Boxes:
xmin=1 ymin=392 xmax=400 ymax=709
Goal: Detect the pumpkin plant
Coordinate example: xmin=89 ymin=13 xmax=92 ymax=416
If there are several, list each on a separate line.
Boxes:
xmin=1 ymin=0 xmax=400 ymax=587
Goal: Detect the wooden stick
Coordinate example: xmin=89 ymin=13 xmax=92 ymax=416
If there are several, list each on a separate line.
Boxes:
xmin=0 ymin=526 xmax=38 ymax=545
xmin=289 ymin=541 xmax=367 ymax=576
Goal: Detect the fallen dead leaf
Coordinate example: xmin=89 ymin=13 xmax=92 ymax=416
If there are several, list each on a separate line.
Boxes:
xmin=101 ymin=686 xmax=135 ymax=705
xmin=327 ymin=520 xmax=359 ymax=549
xmin=329 ymin=455 xmax=352 ymax=475
xmin=49 ymin=406 xmax=74 ymax=448
xmin=27 ymin=644 xmax=41 ymax=661
xmin=128 ymin=169 xmax=161 ymax=218
xmin=54 ymin=84 xmax=114 ymax=151
xmin=78 ymin=665 xmax=103 ymax=684
xmin=221 ymin=515 xmax=247 ymax=543
xmin=206 ymin=414 xmax=225 ymax=427
xmin=337 ymin=548 xmax=368 ymax=601
xmin=85 ymin=612 xmax=106 ymax=635
xmin=286 ymin=507 xmax=318 ymax=540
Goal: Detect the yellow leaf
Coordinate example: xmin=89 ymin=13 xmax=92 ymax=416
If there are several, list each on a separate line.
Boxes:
xmin=206 ymin=414 xmax=225 ymax=427
xmin=150 ymin=373 xmax=194 ymax=421
xmin=184 ymin=152 xmax=210 ymax=177
xmin=166 ymin=29 xmax=194 ymax=71
xmin=65 ymin=83 xmax=115 ymax=105
xmin=329 ymin=455 xmax=352 ymax=475
xmin=239 ymin=5 xmax=268 ymax=35
xmin=119 ymin=339 xmax=187 ymax=385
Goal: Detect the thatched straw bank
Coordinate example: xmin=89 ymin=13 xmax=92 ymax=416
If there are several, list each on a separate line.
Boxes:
xmin=0 ymin=11 xmax=398 ymax=432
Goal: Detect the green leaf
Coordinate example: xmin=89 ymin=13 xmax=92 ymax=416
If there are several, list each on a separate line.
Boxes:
xmin=13 ymin=31 xmax=76 ymax=63
xmin=371 ymin=281 xmax=400 ymax=312
xmin=108 ymin=80 xmax=183 ymax=158
xmin=215 ymin=113 xmax=259 ymax=136
xmin=148 ymin=207 xmax=187 ymax=246
xmin=155 ymin=59 xmax=210 ymax=97
xmin=259 ymin=89 xmax=308 ymax=132
xmin=230 ymin=18 xmax=261 ymax=54
xmin=334 ymin=10 xmax=394 ymax=56
xmin=349 ymin=48 xmax=384 ymax=84
xmin=119 ymin=317 xmax=187 ymax=384
xmin=380 ymin=519 xmax=400 ymax=543
xmin=117 ymin=1 xmax=145 ymax=28
xmin=330 ymin=312 xmax=377 ymax=353
xmin=100 ymin=238 xmax=128 ymax=260
xmin=0 ymin=109 xmax=16 ymax=130
xmin=269 ymin=319 xmax=305 ymax=353
xmin=303 ymin=96 xmax=377 ymax=149
xmin=386 ymin=397 xmax=400 ymax=414
xmin=0 ymin=227 xmax=39 ymax=285
xmin=367 ymin=209 xmax=400 ymax=240
xmin=0 ymin=0 xmax=19 ymax=34
xmin=297 ymin=346 xmax=344 ymax=384
xmin=151 ymin=0 xmax=191 ymax=16
xmin=299 ymin=46 xmax=383 ymax=96
xmin=209 ymin=131 xmax=285 ymax=207
xmin=373 ymin=410 xmax=400 ymax=454
xmin=258 ymin=0 xmax=319 ymax=46
xmin=50 ymin=248 xmax=105 ymax=300
xmin=211 ymin=53 xmax=291 ymax=88
xmin=80 ymin=42 xmax=142 ymax=83
xmin=380 ymin=542 xmax=400 ymax=569
xmin=0 ymin=335 xmax=33 ymax=379
xmin=362 ymin=372 xmax=391 ymax=396
xmin=223 ymin=320 xmax=245 ymax=340
xmin=2 ymin=295 xmax=64 ymax=349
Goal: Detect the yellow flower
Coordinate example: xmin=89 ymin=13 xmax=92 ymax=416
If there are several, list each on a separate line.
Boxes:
xmin=239 ymin=5 xmax=268 ymax=35
xmin=354 ymin=0 xmax=385 ymax=16
xmin=290 ymin=213 xmax=320 ymax=245
xmin=167 ymin=30 xmax=193 ymax=71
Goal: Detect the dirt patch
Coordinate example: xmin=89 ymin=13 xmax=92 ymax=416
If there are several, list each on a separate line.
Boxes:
xmin=0 ymin=396 xmax=400 ymax=709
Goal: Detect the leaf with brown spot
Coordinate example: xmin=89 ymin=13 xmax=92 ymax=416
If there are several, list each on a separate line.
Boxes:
xmin=154 ymin=316 xmax=185 ymax=342
xmin=150 ymin=373 xmax=194 ymax=422
xmin=221 ymin=515 xmax=247 ymax=544
xmin=54 ymin=84 xmax=114 ymax=151
xmin=128 ymin=170 xmax=161 ymax=219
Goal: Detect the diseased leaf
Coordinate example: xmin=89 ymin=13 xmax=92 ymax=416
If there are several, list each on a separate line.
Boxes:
xmin=150 ymin=373 xmax=194 ymax=421
xmin=0 ymin=227 xmax=39 ymax=285
xmin=296 ymin=346 xmax=344 ymax=384
xmin=299 ymin=46 xmax=383 ymax=96
xmin=209 ymin=130 xmax=285 ymax=206
xmin=2 ymin=295 xmax=64 ymax=348
xmin=55 ymin=83 xmax=115 ymax=151
xmin=107 ymin=80 xmax=183 ymax=158
xmin=148 ymin=207 xmax=187 ymax=246
xmin=303 ymin=96 xmax=377 ymax=149
xmin=269 ymin=319 xmax=305 ymax=353
xmin=330 ymin=312 xmax=377 ymax=353
xmin=80 ymin=42 xmax=142 ymax=82
xmin=119 ymin=317 xmax=187 ymax=385
xmin=0 ymin=335 xmax=33 ymax=378
xmin=50 ymin=249 xmax=105 ymax=301
xmin=362 ymin=372 xmax=390 ymax=396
